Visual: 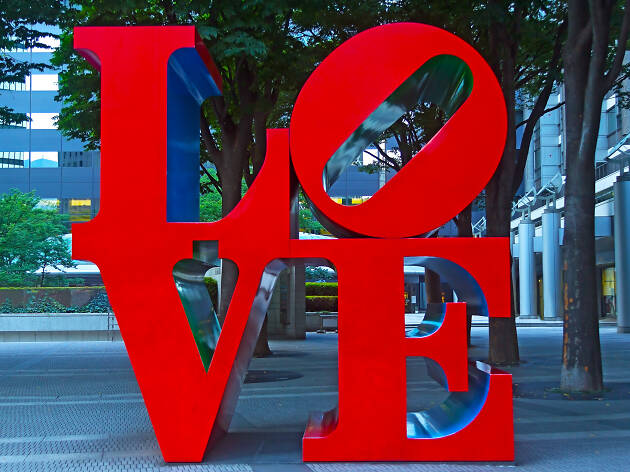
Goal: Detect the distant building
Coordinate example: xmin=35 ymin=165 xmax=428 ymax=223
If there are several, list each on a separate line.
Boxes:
xmin=492 ymin=54 xmax=630 ymax=331
xmin=0 ymin=25 xmax=100 ymax=222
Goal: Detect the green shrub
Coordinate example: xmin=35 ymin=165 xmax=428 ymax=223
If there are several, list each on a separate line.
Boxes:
xmin=23 ymin=295 xmax=68 ymax=313
xmin=305 ymin=295 xmax=338 ymax=312
xmin=0 ymin=299 xmax=14 ymax=313
xmin=0 ymin=290 xmax=111 ymax=313
xmin=0 ymin=286 xmax=105 ymax=290
xmin=0 ymin=271 xmax=38 ymax=287
xmin=204 ymin=277 xmax=219 ymax=310
xmin=305 ymin=266 xmax=336 ymax=282
xmin=77 ymin=292 xmax=111 ymax=313
xmin=305 ymin=282 xmax=338 ymax=296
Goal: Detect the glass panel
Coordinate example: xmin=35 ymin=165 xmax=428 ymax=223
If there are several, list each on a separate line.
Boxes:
xmin=0 ymin=151 xmax=28 ymax=168
xmin=36 ymin=198 xmax=59 ymax=210
xmin=28 ymin=113 xmax=58 ymax=129
xmin=30 ymin=151 xmax=58 ymax=168
xmin=29 ymin=74 xmax=58 ymax=91
xmin=31 ymin=36 xmax=60 ymax=52
xmin=0 ymin=81 xmax=27 ymax=91
xmin=69 ymin=199 xmax=92 ymax=222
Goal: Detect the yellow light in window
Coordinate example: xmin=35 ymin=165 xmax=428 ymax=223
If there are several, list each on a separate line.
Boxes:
xmin=70 ymin=199 xmax=91 ymax=206
xmin=351 ymin=197 xmax=363 ymax=205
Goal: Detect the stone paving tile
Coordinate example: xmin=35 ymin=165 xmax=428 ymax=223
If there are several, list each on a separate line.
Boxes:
xmin=0 ymin=327 xmax=628 ymax=471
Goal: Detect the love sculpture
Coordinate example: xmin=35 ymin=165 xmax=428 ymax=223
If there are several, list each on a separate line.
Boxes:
xmin=72 ymin=23 xmax=513 ymax=462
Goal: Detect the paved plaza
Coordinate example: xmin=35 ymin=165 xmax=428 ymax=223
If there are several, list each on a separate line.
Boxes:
xmin=0 ymin=326 xmax=628 ymax=471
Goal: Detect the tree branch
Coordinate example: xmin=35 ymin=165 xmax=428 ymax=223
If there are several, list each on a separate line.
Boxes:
xmin=573 ymin=17 xmax=593 ymax=58
xmin=603 ymin=0 xmax=630 ymax=92
xmin=516 ymin=101 xmax=565 ymax=129
xmin=512 ymin=19 xmax=567 ymax=195
xmin=201 ymin=165 xmax=222 ymax=195
xmin=200 ymin=110 xmax=222 ymax=167
xmin=515 ymin=66 xmax=545 ymax=89
xmin=371 ymin=141 xmax=401 ymax=170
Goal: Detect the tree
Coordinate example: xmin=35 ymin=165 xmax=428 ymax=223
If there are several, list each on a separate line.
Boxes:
xmin=299 ymin=192 xmax=325 ymax=234
xmin=342 ymin=1 xmax=565 ymax=363
xmin=53 ymin=1 xmax=340 ymax=323
xmin=35 ymin=234 xmax=74 ymax=287
xmin=199 ymin=170 xmax=247 ymax=223
xmin=0 ymin=1 xmax=62 ymax=126
xmin=383 ymin=0 xmax=567 ymax=365
xmin=0 ymin=190 xmax=74 ymax=286
xmin=305 ymin=266 xmax=336 ymax=282
xmin=478 ymin=1 xmax=567 ymax=366
xmin=561 ymin=0 xmax=630 ymax=392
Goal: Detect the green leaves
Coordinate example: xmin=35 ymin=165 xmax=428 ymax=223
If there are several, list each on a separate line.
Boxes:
xmin=298 ymin=192 xmax=324 ymax=234
xmin=197 ymin=25 xmax=219 ymax=39
xmin=0 ymin=190 xmax=75 ymax=286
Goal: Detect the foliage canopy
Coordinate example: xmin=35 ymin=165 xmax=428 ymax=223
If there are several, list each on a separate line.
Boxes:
xmin=0 ymin=190 xmax=74 ymax=286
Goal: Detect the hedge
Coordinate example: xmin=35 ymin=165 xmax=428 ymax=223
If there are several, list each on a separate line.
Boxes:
xmin=305 ymin=295 xmax=338 ymax=312
xmin=305 ymin=282 xmax=338 ymax=296
xmin=0 ymin=292 xmax=111 ymax=313
xmin=0 ymin=286 xmax=105 ymax=290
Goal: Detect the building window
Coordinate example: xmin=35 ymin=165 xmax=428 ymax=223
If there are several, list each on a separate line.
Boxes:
xmin=36 ymin=199 xmax=59 ymax=210
xmin=68 ymin=199 xmax=92 ymax=222
xmin=28 ymin=74 xmax=59 ymax=91
xmin=30 ymin=152 xmax=58 ymax=168
xmin=0 ymin=81 xmax=27 ymax=91
xmin=607 ymin=108 xmax=617 ymax=136
xmin=31 ymin=36 xmax=60 ymax=52
xmin=28 ymin=113 xmax=58 ymax=130
xmin=0 ymin=151 xmax=27 ymax=168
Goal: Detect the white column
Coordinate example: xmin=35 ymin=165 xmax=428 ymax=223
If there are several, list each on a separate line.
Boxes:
xmin=518 ymin=218 xmax=537 ymax=318
xmin=542 ymin=209 xmax=562 ymax=320
xmin=614 ymin=174 xmax=630 ymax=333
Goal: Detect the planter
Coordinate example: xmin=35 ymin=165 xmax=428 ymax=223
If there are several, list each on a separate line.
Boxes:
xmin=305 ymin=312 xmax=338 ymax=332
xmin=0 ymin=287 xmax=107 ymax=309
xmin=0 ymin=312 xmax=120 ymax=342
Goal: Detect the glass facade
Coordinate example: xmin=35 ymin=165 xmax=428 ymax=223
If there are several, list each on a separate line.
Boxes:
xmin=0 ymin=26 xmax=100 ymax=223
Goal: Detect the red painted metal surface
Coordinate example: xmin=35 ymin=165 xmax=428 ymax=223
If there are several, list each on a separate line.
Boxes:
xmin=72 ymin=23 xmax=513 ymax=464
xmin=290 ymin=23 xmax=507 ymax=238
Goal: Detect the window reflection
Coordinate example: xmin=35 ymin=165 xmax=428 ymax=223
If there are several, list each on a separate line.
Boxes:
xmin=0 ymin=151 xmax=28 ymax=168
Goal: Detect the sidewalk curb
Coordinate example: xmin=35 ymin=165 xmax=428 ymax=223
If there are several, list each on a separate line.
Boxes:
xmin=406 ymin=321 xmax=617 ymax=328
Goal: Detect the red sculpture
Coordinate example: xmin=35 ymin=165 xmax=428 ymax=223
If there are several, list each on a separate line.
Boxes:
xmin=72 ymin=23 xmax=513 ymax=464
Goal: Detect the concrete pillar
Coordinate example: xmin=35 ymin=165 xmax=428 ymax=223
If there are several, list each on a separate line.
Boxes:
xmin=287 ymin=195 xmax=306 ymax=339
xmin=542 ymin=209 xmax=562 ymax=320
xmin=614 ymin=174 xmax=630 ymax=333
xmin=518 ymin=218 xmax=537 ymax=318
xmin=510 ymin=231 xmax=519 ymax=314
xmin=287 ymin=264 xmax=306 ymax=339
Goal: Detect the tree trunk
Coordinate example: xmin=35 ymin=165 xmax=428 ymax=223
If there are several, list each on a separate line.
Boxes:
xmin=425 ymin=268 xmax=442 ymax=304
xmin=455 ymin=204 xmax=474 ymax=346
xmin=214 ymin=108 xmax=272 ymax=354
xmin=486 ymin=168 xmax=520 ymax=365
xmin=483 ymin=23 xmax=521 ymax=365
xmin=216 ymin=164 xmax=242 ymax=324
xmin=561 ymin=155 xmax=601 ymax=391
xmin=560 ymin=0 xmax=605 ymax=392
